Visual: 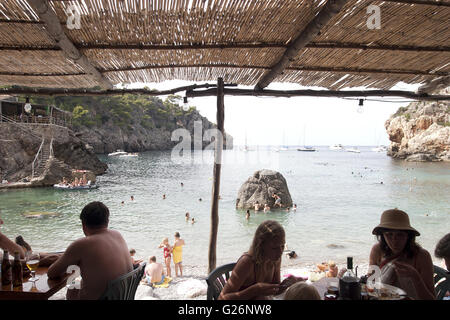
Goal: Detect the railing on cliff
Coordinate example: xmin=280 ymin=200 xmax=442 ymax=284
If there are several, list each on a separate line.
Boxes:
xmin=0 ymin=114 xmax=42 ymax=140
xmin=31 ymin=138 xmax=45 ymax=179
xmin=49 ymin=137 xmax=54 ymax=159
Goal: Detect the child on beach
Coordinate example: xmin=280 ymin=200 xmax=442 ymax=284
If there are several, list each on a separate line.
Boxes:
xmin=158 ymin=238 xmax=172 ymax=277
xmin=219 ymin=220 xmax=303 ymax=300
xmin=129 ymin=248 xmax=143 ymax=268
xmin=191 ymin=218 xmax=195 ymax=224
xmin=173 ymin=232 xmax=185 ymax=277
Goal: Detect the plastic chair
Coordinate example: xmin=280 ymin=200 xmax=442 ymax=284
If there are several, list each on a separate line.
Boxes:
xmin=434 ymin=265 xmax=450 ymax=300
xmin=99 ymin=262 xmax=146 ymax=300
xmin=205 ymin=263 xmax=236 ymax=300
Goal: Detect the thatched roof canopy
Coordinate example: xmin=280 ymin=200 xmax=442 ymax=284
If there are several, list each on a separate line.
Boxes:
xmin=0 ymin=0 xmax=449 ymax=92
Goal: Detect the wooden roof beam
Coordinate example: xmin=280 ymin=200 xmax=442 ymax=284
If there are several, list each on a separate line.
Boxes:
xmin=254 ymin=0 xmax=348 ymax=91
xmin=27 ymin=0 xmax=113 ymax=90
xmin=382 ymin=0 xmax=450 ymax=7
xmin=417 ymin=75 xmax=450 ymax=94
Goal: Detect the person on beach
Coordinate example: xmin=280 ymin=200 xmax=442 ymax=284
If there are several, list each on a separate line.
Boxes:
xmin=163 ymin=194 xmax=166 ymax=199
xmin=130 ymin=195 xmax=134 ymax=201
xmin=173 ymin=232 xmax=185 ymax=277
xmin=246 ymin=210 xmax=250 ymax=220
xmin=264 ymin=204 xmax=270 ymax=213
xmin=191 ymin=217 xmax=195 ymax=224
xmin=158 ymin=237 xmax=172 ymax=277
xmin=435 ymin=233 xmax=450 ymax=271
xmin=254 ymin=202 xmax=262 ymax=212
xmin=181 ymin=182 xmax=184 ymax=187
xmin=129 ymin=248 xmax=143 ymax=268
xmin=293 ymin=204 xmax=297 ymax=211
xmin=48 ymin=201 xmax=132 ymax=300
xmin=219 ymin=220 xmax=303 ymax=300
xmin=144 ymin=256 xmax=165 ymax=286
xmin=369 ymin=208 xmax=435 ymax=300
xmin=185 ymin=212 xmax=190 ymax=222
xmin=284 ymin=282 xmax=321 ymax=300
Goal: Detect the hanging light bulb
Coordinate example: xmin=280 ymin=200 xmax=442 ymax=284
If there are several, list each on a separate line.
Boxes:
xmin=24 ymin=97 xmax=32 ymax=113
xmin=357 ymin=98 xmax=364 ymax=113
xmin=182 ymin=96 xmax=189 ymax=111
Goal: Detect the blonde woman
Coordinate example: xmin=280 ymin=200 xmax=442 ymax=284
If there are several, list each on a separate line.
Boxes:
xmin=219 ymin=220 xmax=302 ymax=300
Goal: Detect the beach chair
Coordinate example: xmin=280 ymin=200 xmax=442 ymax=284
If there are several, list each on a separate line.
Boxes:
xmin=99 ymin=262 xmax=146 ymax=300
xmin=433 ymin=265 xmax=450 ymax=300
xmin=205 ymin=263 xmax=236 ymax=300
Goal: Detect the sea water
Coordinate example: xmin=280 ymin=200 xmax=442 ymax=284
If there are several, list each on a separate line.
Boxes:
xmin=0 ymin=147 xmax=449 ymax=270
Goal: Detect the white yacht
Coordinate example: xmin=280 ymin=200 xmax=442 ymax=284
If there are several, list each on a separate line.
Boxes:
xmin=108 ymin=150 xmax=127 ymax=156
xmin=346 ymin=147 xmax=361 ymax=153
xmin=371 ymin=146 xmax=387 ymax=152
xmin=329 ymin=144 xmax=344 ymax=150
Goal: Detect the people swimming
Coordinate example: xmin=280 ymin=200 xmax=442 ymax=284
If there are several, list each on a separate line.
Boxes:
xmin=264 ymin=204 xmax=270 ymax=213
xmin=246 ymin=210 xmax=250 ymax=220
xmin=185 ymin=212 xmax=190 ymax=222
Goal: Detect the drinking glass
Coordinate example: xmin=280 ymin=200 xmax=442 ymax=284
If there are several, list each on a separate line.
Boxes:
xmin=26 ymin=252 xmax=40 ymax=282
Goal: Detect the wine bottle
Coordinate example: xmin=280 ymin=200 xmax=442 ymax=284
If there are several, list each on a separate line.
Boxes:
xmin=339 ymin=256 xmax=361 ymax=300
xmin=12 ymin=251 xmax=23 ymax=287
xmin=1 ymin=250 xmax=12 ymax=286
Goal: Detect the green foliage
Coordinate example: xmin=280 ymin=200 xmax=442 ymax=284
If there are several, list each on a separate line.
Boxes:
xmin=72 ymin=105 xmax=90 ymax=127
xmin=19 ymin=93 xmax=195 ymax=132
xmin=404 ymin=113 xmax=411 ymax=121
xmin=393 ymin=106 xmax=409 ymax=117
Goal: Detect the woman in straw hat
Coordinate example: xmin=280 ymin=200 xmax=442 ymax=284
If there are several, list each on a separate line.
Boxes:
xmin=369 ymin=209 xmax=435 ymax=299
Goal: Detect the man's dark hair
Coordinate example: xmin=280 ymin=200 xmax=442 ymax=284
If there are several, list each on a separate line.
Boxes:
xmin=435 ymin=233 xmax=450 ymax=259
xmin=80 ymin=201 xmax=109 ymax=228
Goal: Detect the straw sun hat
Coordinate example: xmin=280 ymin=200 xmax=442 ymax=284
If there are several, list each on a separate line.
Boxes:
xmin=372 ymin=209 xmax=420 ymax=236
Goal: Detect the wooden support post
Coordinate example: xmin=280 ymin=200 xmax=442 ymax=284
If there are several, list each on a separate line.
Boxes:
xmin=208 ymin=77 xmax=225 ymax=274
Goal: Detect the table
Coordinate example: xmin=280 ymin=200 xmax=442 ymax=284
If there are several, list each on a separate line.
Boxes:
xmin=311 ymin=277 xmax=339 ymax=299
xmin=0 ymin=266 xmax=70 ymax=300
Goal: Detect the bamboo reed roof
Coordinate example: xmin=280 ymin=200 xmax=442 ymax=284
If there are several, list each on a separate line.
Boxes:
xmin=0 ymin=0 xmax=449 ymax=91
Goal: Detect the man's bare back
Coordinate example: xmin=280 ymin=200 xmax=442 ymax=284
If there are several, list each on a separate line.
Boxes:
xmin=47 ymin=201 xmax=132 ymax=300
xmin=146 ymin=261 xmax=164 ymax=283
xmin=49 ymin=229 xmax=132 ymax=299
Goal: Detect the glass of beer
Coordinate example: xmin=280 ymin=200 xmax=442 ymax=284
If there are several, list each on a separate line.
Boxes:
xmin=26 ymin=252 xmax=40 ymax=282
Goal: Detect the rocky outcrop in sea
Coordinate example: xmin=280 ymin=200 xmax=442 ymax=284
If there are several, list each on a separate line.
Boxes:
xmin=385 ymin=87 xmax=450 ymax=162
xmin=236 ymin=169 xmax=293 ymax=209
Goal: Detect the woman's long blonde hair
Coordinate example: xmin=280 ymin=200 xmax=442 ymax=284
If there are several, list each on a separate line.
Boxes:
xmin=248 ymin=220 xmax=285 ymax=281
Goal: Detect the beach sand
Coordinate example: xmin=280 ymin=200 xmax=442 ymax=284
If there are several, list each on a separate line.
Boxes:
xmin=49 ymin=262 xmax=371 ymax=300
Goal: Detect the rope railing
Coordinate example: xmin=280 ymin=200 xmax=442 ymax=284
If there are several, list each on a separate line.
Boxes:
xmin=31 ymin=138 xmax=45 ymax=179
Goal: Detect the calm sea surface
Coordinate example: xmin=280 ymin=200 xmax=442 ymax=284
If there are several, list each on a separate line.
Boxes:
xmin=1 ymin=147 xmax=449 ymax=269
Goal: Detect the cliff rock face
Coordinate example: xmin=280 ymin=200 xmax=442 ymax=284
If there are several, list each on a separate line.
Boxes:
xmin=236 ymin=170 xmax=293 ymax=209
xmin=75 ymin=106 xmax=233 ymax=154
xmin=0 ymin=124 xmax=107 ymax=183
xmin=385 ymin=88 xmax=450 ymax=162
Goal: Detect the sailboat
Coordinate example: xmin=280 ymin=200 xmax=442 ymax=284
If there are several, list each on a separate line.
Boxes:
xmin=297 ymin=125 xmax=316 ymax=152
xmin=242 ymin=132 xmax=251 ymax=152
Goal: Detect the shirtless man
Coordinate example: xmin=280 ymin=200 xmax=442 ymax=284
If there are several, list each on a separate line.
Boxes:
xmin=144 ymin=256 xmax=165 ymax=286
xmin=48 ymin=201 xmax=132 ymax=300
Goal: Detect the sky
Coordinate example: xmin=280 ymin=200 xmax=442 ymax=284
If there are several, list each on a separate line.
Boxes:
xmin=128 ymin=80 xmax=421 ymax=147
